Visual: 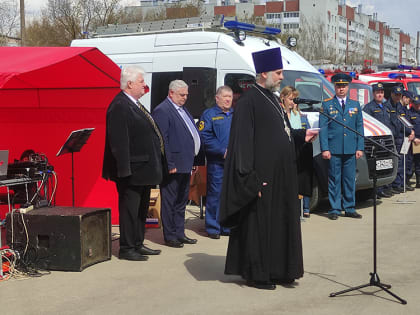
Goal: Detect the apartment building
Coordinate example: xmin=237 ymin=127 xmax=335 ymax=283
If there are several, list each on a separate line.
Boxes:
xmin=130 ymin=0 xmax=418 ymax=64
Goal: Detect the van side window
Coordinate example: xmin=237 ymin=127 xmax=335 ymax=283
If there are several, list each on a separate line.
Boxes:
xmin=151 ymin=71 xmax=183 ymax=111
xmin=224 ymin=74 xmax=255 ymax=106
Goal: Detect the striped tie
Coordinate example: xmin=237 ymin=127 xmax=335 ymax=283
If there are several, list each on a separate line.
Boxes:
xmin=137 ymin=101 xmax=165 ymax=155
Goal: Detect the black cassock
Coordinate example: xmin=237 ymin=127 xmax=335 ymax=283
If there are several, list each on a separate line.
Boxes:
xmin=219 ymin=85 xmax=309 ymax=282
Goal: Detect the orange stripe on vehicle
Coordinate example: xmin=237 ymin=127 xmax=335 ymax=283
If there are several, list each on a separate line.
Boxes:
xmin=363 ymin=118 xmax=387 ymax=136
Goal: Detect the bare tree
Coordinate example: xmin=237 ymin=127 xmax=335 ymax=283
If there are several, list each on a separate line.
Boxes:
xmin=166 ymin=1 xmax=203 ymax=19
xmin=25 ymin=0 xmax=123 ymax=46
xmin=297 ymin=15 xmax=334 ymax=62
xmin=0 ymin=0 xmax=19 ymax=45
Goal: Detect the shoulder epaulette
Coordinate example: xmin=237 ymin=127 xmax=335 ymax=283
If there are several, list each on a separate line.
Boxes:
xmin=324 ymin=97 xmax=333 ymax=102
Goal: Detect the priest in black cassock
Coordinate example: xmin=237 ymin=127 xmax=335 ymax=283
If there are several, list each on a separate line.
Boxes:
xmin=219 ymin=47 xmax=318 ymax=290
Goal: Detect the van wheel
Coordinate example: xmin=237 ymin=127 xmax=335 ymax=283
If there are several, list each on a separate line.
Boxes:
xmin=309 ymin=176 xmax=321 ymax=211
xmin=356 ymin=188 xmax=373 ymax=202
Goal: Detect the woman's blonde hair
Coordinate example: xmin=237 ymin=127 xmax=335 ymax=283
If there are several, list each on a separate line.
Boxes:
xmin=280 ymin=86 xmax=300 ymax=114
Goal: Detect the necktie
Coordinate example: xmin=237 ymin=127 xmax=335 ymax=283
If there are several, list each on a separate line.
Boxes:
xmin=341 ymin=100 xmax=345 ymax=111
xmin=178 ymin=107 xmax=201 ymax=155
xmin=136 ymin=101 xmax=165 ymax=155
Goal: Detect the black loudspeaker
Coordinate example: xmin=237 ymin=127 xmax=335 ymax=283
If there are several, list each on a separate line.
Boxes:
xmin=6 ymin=207 xmax=111 ymax=271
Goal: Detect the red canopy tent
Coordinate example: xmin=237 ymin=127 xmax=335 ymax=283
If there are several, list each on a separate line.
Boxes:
xmin=0 ymin=47 xmax=121 ymax=223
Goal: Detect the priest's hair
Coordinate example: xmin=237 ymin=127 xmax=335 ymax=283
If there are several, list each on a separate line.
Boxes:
xmin=169 ymin=80 xmax=188 ymax=92
xmin=120 ymin=65 xmax=145 ymax=90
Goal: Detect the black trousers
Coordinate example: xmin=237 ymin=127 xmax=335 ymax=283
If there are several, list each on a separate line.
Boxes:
xmin=116 ymin=179 xmax=151 ymax=252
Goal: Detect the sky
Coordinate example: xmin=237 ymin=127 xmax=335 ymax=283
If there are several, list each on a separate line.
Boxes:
xmin=26 ymin=0 xmax=420 ymax=37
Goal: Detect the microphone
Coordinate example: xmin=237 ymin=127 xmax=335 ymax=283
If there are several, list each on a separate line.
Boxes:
xmin=293 ymin=98 xmax=321 ymax=105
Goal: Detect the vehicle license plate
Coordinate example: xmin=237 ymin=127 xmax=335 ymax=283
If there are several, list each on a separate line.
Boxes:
xmin=376 ymin=159 xmax=393 ymax=170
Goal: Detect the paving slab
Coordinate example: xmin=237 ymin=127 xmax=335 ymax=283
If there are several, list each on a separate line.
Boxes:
xmin=1 ymin=190 xmax=419 ymax=315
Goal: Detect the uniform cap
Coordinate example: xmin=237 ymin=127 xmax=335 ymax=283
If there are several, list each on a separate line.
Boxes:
xmin=372 ymin=83 xmax=384 ymax=92
xmin=331 ymin=73 xmax=352 ymax=85
xmin=252 ymin=48 xmax=283 ymax=74
xmin=413 ymin=95 xmax=420 ymax=105
xmin=391 ymin=85 xmax=403 ymax=94
xmin=402 ymin=90 xmax=414 ymax=100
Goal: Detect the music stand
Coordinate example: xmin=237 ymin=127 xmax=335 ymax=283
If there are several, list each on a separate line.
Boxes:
xmin=394 ymin=116 xmax=415 ymax=204
xmin=57 ymin=128 xmax=94 ymax=207
xmin=312 ymin=107 xmax=406 ymax=304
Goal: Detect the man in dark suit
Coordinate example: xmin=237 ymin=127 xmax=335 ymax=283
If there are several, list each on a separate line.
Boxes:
xmin=103 ymin=65 xmax=164 ymax=261
xmin=152 ymin=80 xmax=201 ymax=248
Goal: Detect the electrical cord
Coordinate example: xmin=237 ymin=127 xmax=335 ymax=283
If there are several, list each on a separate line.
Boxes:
xmin=49 ymin=171 xmax=58 ymax=206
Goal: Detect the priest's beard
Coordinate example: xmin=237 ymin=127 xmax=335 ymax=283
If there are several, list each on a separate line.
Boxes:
xmin=265 ymin=72 xmax=282 ymax=92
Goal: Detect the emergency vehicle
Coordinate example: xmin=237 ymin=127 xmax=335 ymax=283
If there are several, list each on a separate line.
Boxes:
xmin=72 ymin=17 xmax=397 ymax=209
xmin=359 ymin=65 xmax=420 ymax=100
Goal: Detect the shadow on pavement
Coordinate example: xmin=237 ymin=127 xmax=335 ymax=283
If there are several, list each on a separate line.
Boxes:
xmin=184 ymin=252 xmax=244 ymax=286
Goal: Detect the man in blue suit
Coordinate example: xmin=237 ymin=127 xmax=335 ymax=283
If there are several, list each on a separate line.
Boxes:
xmin=199 ymin=85 xmax=233 ymax=239
xmin=152 ymin=80 xmax=201 ymax=248
xmin=319 ymin=73 xmax=364 ymax=220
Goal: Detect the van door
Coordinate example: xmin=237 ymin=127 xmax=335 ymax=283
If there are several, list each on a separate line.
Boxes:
xmin=182 ymin=67 xmax=217 ymax=119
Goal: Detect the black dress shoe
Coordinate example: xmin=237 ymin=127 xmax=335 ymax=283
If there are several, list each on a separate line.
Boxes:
xmin=178 ymin=236 xmax=198 ymax=244
xmin=271 ymin=278 xmax=295 ymax=285
xmin=247 ymin=280 xmax=276 ymax=290
xmin=119 ymin=250 xmax=149 ymax=261
xmin=165 ymin=240 xmax=184 ymax=248
xmin=345 ymin=211 xmax=362 ymax=219
xmin=405 ymin=185 xmax=415 ymax=191
xmin=138 ymin=245 xmax=161 ymax=255
xmin=377 ymin=191 xmax=392 ymax=198
xmin=391 ymin=187 xmax=401 ymax=194
xmin=208 ymin=233 xmax=220 ymax=239
xmin=328 ymin=213 xmax=339 ymax=220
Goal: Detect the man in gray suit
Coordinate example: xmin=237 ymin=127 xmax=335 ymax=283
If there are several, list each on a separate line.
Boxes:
xmin=103 ymin=65 xmax=165 ymax=261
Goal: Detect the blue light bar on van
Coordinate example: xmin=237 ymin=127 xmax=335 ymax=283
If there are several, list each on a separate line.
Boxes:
xmin=224 ymin=21 xmax=281 ymax=35
xmin=349 ymin=71 xmax=356 ymax=78
xmin=388 ymin=73 xmax=420 ymax=79
xmin=397 ymin=64 xmax=420 ymax=71
xmin=318 ymin=69 xmax=325 ymax=74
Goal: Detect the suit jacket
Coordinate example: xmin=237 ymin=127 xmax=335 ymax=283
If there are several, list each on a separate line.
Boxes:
xmin=319 ymin=96 xmax=364 ymax=155
xmin=102 ymin=91 xmax=163 ymax=185
xmin=152 ymin=98 xmax=198 ymax=173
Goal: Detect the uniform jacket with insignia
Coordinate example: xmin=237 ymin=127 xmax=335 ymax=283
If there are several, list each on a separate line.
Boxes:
xmin=362 ymin=100 xmax=393 ymax=133
xmin=319 ymin=96 xmax=364 ymax=154
xmin=407 ymin=107 xmax=420 ymax=137
xmin=199 ymin=105 xmax=233 ymax=162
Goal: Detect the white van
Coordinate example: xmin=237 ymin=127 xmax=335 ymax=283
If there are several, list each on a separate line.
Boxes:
xmin=72 ymin=18 xmax=397 ymax=208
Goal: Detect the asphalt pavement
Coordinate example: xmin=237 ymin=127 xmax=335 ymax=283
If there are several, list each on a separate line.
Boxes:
xmin=1 ymin=189 xmax=420 ymax=315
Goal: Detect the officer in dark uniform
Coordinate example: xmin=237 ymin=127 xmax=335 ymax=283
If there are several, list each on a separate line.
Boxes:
xmin=319 ymin=73 xmax=364 ymax=220
xmin=363 ymin=83 xmax=394 ymax=198
xmin=401 ymin=91 xmax=416 ymax=189
xmin=199 ymin=86 xmax=233 ymax=238
xmin=406 ymin=95 xmax=420 ymax=188
xmin=387 ymin=87 xmax=415 ymax=192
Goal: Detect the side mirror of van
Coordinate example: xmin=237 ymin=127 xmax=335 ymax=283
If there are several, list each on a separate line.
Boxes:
xmin=287 ymin=37 xmax=297 ymax=49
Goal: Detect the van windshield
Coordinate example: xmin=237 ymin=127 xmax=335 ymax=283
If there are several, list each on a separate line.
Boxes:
xmin=281 ymin=70 xmax=334 ymax=110
xmin=349 ymin=83 xmax=372 ymax=106
xmin=407 ymin=82 xmax=420 ymax=95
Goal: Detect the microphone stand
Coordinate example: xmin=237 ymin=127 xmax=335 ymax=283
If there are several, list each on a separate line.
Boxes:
xmin=303 ymin=102 xmax=406 ymax=304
